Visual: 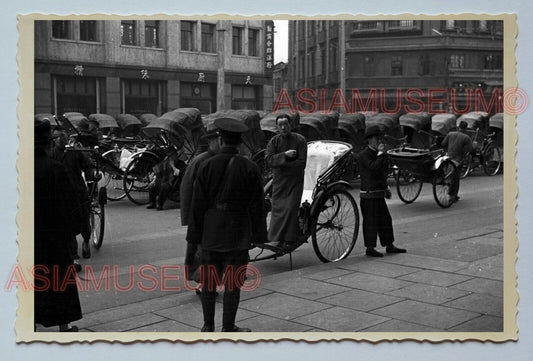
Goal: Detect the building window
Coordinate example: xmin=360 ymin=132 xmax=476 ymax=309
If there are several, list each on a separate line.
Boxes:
xmin=144 ymin=20 xmax=159 ymax=48
xmin=388 ymin=20 xmax=415 ymax=28
xmin=201 ymin=23 xmax=216 ymax=53
xmin=232 ymin=27 xmax=243 ymax=55
xmin=231 ymin=84 xmax=258 ymax=110
xmin=487 ymin=20 xmax=504 ymax=35
xmin=307 ymin=50 xmax=315 ymax=78
xmin=484 ymin=54 xmax=502 ymax=70
xmin=79 ymin=21 xmax=97 ymax=42
xmin=248 ymin=28 xmax=259 ymax=57
xmin=329 ymin=40 xmax=337 ymax=72
xmin=419 ymin=55 xmax=431 ymax=75
xmin=320 ymin=47 xmax=327 ymax=76
xmin=121 ymin=20 xmax=137 ymax=46
xmin=307 ymin=21 xmax=316 ymax=36
xmin=363 ymin=56 xmax=375 ymax=76
xmin=449 ymin=55 xmax=465 ymax=69
xmin=122 ymin=79 xmax=165 ymax=116
xmin=52 ymin=21 xmax=73 ymax=39
xmin=181 ymin=21 xmax=196 ymax=51
xmin=54 ymin=75 xmax=102 ymax=115
xmin=391 ymin=55 xmax=403 ymax=75
xmin=475 ymin=20 xmax=488 ymax=33
xmin=353 ymin=21 xmax=379 ymax=31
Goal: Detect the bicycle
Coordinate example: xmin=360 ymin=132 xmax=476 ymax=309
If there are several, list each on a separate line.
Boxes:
xmin=459 ymin=129 xmax=502 ymax=178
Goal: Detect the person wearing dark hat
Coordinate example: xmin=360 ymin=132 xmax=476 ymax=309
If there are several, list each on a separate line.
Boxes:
xmin=187 ymin=117 xmax=268 ymax=332
xmin=359 ymin=125 xmax=406 ymax=257
xmin=265 ymin=114 xmax=307 ymax=249
xmin=180 ymin=121 xmax=220 ymax=291
xmin=34 ymin=119 xmax=83 ymax=332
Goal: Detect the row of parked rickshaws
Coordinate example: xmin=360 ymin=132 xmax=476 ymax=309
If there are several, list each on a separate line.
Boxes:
xmin=35 ymin=108 xmax=504 ymax=208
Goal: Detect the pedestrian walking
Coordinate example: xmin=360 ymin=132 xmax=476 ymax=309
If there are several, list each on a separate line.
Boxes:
xmin=265 ymin=114 xmax=307 ymax=249
xmin=441 ymin=120 xmax=477 ymax=165
xmin=187 ymin=117 xmax=267 ymax=332
xmin=358 ymin=125 xmax=406 ymax=257
xmin=34 ymin=119 xmax=83 ymax=332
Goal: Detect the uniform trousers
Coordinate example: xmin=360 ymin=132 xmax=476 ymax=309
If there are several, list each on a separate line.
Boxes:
xmin=199 ymin=250 xmax=249 ymax=329
xmin=360 ymin=197 xmax=395 ymax=248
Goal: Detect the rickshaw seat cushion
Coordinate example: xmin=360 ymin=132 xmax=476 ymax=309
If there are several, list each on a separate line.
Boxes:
xmin=119 ymin=148 xmax=134 ymax=170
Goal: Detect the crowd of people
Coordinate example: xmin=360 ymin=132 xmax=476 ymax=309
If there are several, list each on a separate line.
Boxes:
xmin=34 ymin=111 xmax=494 ymax=332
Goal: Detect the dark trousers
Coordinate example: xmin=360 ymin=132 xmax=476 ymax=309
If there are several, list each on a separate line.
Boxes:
xmin=360 ymin=197 xmax=395 ymax=248
xmin=199 ymin=250 xmax=249 ymax=330
xmin=148 ymin=181 xmax=173 ymax=207
xmin=71 ymin=199 xmax=91 ymax=259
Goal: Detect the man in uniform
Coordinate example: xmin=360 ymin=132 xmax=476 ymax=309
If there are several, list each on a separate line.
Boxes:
xmin=187 ymin=117 xmax=267 ymax=332
xmin=358 ymin=125 xmax=406 ymax=257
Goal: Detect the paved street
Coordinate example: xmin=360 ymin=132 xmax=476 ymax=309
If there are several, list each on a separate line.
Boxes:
xmin=36 ymin=170 xmax=504 ymax=334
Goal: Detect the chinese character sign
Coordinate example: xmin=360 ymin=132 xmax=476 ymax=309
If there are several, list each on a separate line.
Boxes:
xmin=198 ymin=72 xmax=205 ymax=82
xmin=74 ymin=65 xmax=84 ymax=76
xmin=140 ymin=69 xmax=150 ymax=79
xmin=265 ymin=20 xmax=274 ymax=73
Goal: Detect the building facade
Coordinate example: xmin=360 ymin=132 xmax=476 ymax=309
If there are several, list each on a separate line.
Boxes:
xmin=286 ymin=19 xmax=504 ymax=114
xmin=35 ymin=19 xmax=275 ymax=117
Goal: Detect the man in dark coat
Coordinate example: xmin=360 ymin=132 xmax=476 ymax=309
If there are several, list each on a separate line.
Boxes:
xmin=180 ymin=124 xmax=220 ymax=286
xmin=34 ymin=119 xmax=83 ymax=332
xmin=441 ymin=120 xmax=476 ymax=165
xmin=358 ymin=125 xmax=406 ymax=257
xmin=51 ymin=125 xmax=96 ymax=263
xmin=265 ymin=114 xmax=307 ymax=248
xmin=187 ymin=117 xmax=268 ymax=332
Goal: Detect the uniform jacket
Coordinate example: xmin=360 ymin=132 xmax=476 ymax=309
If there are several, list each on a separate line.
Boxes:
xmin=186 ymin=147 xmax=268 ymax=251
xmin=51 ymin=147 xmax=92 ymax=202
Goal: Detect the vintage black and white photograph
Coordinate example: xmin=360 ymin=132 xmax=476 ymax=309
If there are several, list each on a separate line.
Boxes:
xmin=18 ymin=14 xmax=516 ymax=342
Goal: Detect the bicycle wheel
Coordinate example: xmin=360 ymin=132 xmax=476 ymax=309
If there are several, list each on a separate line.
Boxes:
xmin=482 ymin=141 xmax=502 ymax=176
xmin=432 ymin=160 xmax=459 ymax=208
xmin=459 ymin=153 xmax=473 ymax=179
xmin=395 ymin=168 xmax=423 ymax=204
xmin=101 ymin=149 xmax=127 ymax=201
xmin=312 ymin=188 xmax=359 ymax=263
xmin=89 ymin=200 xmax=105 ymax=249
xmin=123 ymin=155 xmax=159 ymax=205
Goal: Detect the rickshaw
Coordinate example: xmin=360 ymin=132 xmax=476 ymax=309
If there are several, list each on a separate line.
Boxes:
xmin=116 ymin=113 xmax=144 ymax=138
xmin=297 ymin=111 xmax=340 ymax=141
xmin=456 ymin=112 xmax=501 ymax=177
xmin=431 ymin=113 xmax=457 ymax=148
xmin=489 ymin=112 xmax=504 ymax=161
xmin=364 ymin=113 xmax=404 ymax=148
xmin=139 ymin=113 xmax=158 ymax=126
xmin=259 ymin=109 xmax=300 ymax=144
xmin=88 ymin=113 xmax=121 ymax=138
xmin=122 ymin=108 xmax=205 ymax=205
xmin=35 ymin=113 xmax=59 ymax=126
xmin=251 ymin=140 xmax=359 ymax=267
xmin=399 ymin=113 xmax=433 ymax=150
xmin=62 ymin=112 xmax=89 ymax=132
xmin=338 ymin=113 xmax=366 ymax=154
xmin=388 ymin=146 xmax=460 ymax=208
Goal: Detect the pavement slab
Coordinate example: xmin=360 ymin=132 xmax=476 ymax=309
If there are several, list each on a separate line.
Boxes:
xmin=386 ymin=283 xmax=470 ymax=305
xmin=407 ymin=238 xmax=503 ymax=262
xmin=302 ymin=267 xmax=354 ymax=281
xmin=260 ymin=277 xmax=352 ymax=300
xmin=130 ymin=319 xmax=199 ymax=332
xmin=398 ymin=269 xmax=473 ymax=287
xmin=450 ymin=277 xmax=503 ymax=298
xmin=89 ymin=313 xmax=167 ymax=332
xmin=371 ymin=300 xmax=480 ymax=329
xmin=455 ymin=255 xmax=504 ymax=281
xmin=359 ymin=319 xmax=444 ymax=332
xmin=447 ymin=315 xmax=504 ymax=332
xmin=336 ymin=259 xmax=421 ymax=278
xmin=378 ymin=253 xmax=469 ymax=273
xmin=317 ymin=289 xmax=404 ymax=312
xmin=443 ymin=293 xmax=503 ymax=317
xmin=292 ymin=306 xmax=390 ymax=332
xmin=237 ymin=315 xmax=315 ymax=332
xmin=238 ymin=292 xmax=332 ymax=320
xmin=327 ymin=272 xmax=415 ymax=293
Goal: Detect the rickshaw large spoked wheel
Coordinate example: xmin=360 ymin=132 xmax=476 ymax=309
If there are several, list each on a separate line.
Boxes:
xmin=311 ymin=188 xmax=359 ymax=263
xmin=89 ymin=199 xmax=105 ymax=249
xmin=432 ymin=160 xmax=459 ymax=208
xmin=395 ymin=168 xmax=423 ymax=204
xmin=459 ymin=153 xmax=473 ymax=179
xmin=482 ymin=141 xmax=502 ymax=176
xmin=123 ymin=155 xmax=159 ymax=205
